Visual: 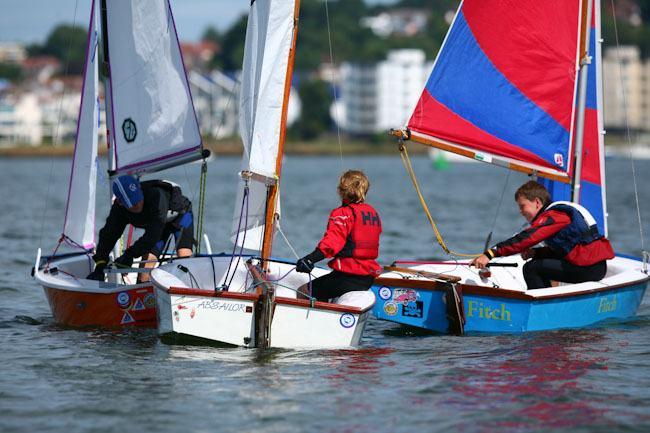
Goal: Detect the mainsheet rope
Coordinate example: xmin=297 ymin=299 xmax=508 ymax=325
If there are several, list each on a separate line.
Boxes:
xmin=610 ymin=0 xmax=647 ymax=269
xmin=398 ymin=141 xmax=480 ymax=258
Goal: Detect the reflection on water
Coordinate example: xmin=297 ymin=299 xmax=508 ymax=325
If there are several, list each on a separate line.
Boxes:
xmin=1 ymin=157 xmax=649 ymax=433
xmin=451 ymin=331 xmax=610 ymax=431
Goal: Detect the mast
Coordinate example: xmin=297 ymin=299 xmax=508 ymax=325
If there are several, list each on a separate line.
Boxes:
xmin=571 ymin=0 xmax=594 ymax=202
xmin=259 ymin=0 xmax=301 ymax=264
xmin=99 ymin=0 xmax=121 ymax=274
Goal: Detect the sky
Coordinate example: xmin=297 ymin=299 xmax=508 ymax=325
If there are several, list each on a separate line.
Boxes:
xmin=0 ymin=0 xmax=398 ymax=44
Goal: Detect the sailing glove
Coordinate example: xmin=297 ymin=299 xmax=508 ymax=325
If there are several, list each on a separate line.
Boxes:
xmin=86 ymin=260 xmax=107 ymax=281
xmin=114 ymin=254 xmax=134 ymax=269
xmin=296 ymin=249 xmax=325 ymax=273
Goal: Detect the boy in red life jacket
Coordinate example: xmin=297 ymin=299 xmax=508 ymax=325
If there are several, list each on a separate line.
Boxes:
xmin=470 ymin=180 xmax=614 ymax=289
xmin=295 ymin=170 xmax=382 ymax=301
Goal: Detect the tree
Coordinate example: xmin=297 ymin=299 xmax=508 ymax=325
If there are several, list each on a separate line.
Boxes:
xmin=0 ymin=63 xmax=23 ymax=82
xmin=31 ymin=24 xmax=88 ymax=75
xmin=292 ymin=79 xmax=332 ymax=140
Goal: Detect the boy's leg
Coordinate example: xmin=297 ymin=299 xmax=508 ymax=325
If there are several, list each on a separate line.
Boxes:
xmin=524 ymin=258 xmax=607 ymax=289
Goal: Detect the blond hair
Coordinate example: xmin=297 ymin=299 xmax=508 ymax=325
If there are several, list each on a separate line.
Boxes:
xmin=338 ymin=170 xmax=369 ymax=204
xmin=515 ymin=180 xmax=551 ymax=207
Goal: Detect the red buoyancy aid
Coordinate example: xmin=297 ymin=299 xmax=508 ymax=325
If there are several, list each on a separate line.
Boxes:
xmin=317 ymin=203 xmax=382 ymax=276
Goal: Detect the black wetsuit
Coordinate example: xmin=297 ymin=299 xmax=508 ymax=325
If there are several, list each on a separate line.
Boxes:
xmin=93 ymin=181 xmax=193 ymax=263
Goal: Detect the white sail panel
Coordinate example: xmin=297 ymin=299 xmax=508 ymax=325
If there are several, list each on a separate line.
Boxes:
xmin=239 ymin=0 xmax=296 ymax=177
xmin=230 ymin=177 xmax=282 ymax=251
xmin=232 ymin=0 xmax=295 ymax=250
xmin=63 ymin=0 xmax=99 ymax=249
xmin=106 ymin=0 xmax=202 ymax=175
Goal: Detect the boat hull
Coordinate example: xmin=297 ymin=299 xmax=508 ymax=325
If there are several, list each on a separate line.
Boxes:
xmin=155 ymin=286 xmax=371 ymax=349
xmin=372 ymin=281 xmax=647 ymax=333
xmin=372 ymin=256 xmax=649 ymax=333
xmin=151 ymin=256 xmax=374 ymax=349
xmin=34 ymin=250 xmax=156 ymax=328
xmin=43 ymin=285 xmax=156 ymax=328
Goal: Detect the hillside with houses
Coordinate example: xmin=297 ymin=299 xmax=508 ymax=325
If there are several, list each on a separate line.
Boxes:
xmin=1 ymin=0 xmax=649 ymax=151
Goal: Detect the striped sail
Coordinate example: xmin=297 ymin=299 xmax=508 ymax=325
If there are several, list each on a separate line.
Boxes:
xmin=104 ymin=0 xmax=203 ymax=175
xmin=541 ymin=0 xmax=608 ymax=234
xmin=408 ymin=0 xmax=583 ymax=179
xmin=62 ymin=0 xmax=100 ymax=250
xmin=231 ymin=0 xmax=296 ymax=251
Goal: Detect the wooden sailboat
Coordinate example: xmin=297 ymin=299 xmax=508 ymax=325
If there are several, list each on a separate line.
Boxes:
xmin=151 ymin=0 xmax=375 ymax=349
xmin=33 ymin=0 xmax=206 ymax=328
xmin=370 ymin=0 xmax=649 ymax=333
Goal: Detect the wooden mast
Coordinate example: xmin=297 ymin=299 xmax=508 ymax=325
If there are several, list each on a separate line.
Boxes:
xmin=259 ymin=0 xmax=301 ymax=266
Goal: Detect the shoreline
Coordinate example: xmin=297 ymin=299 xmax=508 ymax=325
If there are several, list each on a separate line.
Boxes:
xmin=0 ymin=139 xmax=426 ymax=158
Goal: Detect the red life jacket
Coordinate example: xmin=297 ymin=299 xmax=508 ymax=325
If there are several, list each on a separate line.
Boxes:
xmin=336 ymin=203 xmax=381 ymax=260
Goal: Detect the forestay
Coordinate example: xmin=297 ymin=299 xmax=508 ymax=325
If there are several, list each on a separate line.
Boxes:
xmin=62 ymin=0 xmax=100 ymax=250
xmin=104 ymin=0 xmax=202 ymax=175
xmin=408 ymin=0 xmax=583 ymax=179
xmin=232 ymin=0 xmax=297 ymax=250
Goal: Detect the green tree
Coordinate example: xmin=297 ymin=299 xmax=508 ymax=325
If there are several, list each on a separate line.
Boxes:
xmin=30 ymin=24 xmax=88 ymax=75
xmin=0 ymin=63 xmax=23 ymax=82
xmin=292 ymin=79 xmax=332 ymax=140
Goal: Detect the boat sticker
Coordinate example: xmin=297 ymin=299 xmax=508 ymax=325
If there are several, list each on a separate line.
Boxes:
xmin=402 ymin=300 xmax=423 ymax=318
xmin=378 ymin=286 xmax=392 ymax=300
xmin=144 ymin=293 xmax=156 ymax=309
xmin=554 ymin=153 xmax=564 ymax=167
xmin=340 ymin=313 xmax=356 ymax=328
xmin=393 ymin=288 xmax=418 ymax=305
xmin=174 ymin=311 xmax=179 ymax=322
xmin=121 ymin=311 xmax=135 ymax=324
xmin=116 ymin=291 xmax=130 ymax=308
xmin=122 ymin=118 xmax=137 ymax=143
xmin=190 ymin=308 xmax=196 ymax=319
xmin=383 ymin=301 xmax=398 ymax=316
xmin=133 ymin=298 xmax=145 ymax=311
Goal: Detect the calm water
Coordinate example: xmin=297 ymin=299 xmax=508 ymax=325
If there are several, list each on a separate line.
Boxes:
xmin=1 ymin=155 xmax=650 ymax=433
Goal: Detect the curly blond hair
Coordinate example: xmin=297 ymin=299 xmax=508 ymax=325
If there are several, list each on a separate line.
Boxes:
xmin=338 ymin=170 xmax=369 ymax=203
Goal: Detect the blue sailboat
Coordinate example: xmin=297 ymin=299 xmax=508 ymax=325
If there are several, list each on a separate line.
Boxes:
xmin=371 ymin=0 xmax=648 ymax=334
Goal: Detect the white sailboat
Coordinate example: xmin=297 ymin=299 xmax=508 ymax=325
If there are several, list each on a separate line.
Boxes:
xmin=151 ymin=0 xmax=375 ymax=349
xmin=33 ymin=0 xmax=207 ymax=328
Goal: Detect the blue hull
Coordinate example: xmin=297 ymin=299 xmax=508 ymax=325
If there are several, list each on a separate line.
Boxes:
xmin=371 ymin=280 xmax=647 ymax=333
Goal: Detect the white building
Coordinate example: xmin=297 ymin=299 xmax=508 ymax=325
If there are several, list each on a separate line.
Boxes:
xmin=340 ymin=49 xmax=433 ymax=134
xmin=602 ymin=45 xmax=650 ymax=132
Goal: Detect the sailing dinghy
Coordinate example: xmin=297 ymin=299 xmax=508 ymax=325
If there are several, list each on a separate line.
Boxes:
xmin=33 ymin=0 xmax=206 ymax=328
xmin=371 ymin=0 xmax=648 ymax=334
xmin=151 ymin=0 xmax=375 ymax=349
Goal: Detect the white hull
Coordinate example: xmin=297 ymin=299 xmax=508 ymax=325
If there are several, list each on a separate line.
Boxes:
xmin=151 ymin=256 xmax=375 ymax=349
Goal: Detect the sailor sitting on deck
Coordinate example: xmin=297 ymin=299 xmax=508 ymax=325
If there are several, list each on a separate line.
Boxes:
xmin=470 ymin=180 xmax=614 ymax=289
xmin=295 ymin=170 xmax=383 ymax=301
xmin=86 ymin=175 xmax=194 ymax=282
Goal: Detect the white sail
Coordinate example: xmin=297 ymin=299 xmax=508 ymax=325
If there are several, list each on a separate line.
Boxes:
xmin=232 ymin=0 xmax=296 ymax=250
xmin=62 ymin=0 xmax=100 ymax=250
xmin=105 ymin=0 xmax=202 ymax=175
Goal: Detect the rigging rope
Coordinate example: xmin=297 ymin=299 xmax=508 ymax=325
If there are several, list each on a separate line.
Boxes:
xmin=323 ymin=0 xmax=344 ymax=170
xmin=398 ymin=141 xmax=479 ymax=258
xmin=609 ymin=0 xmax=647 ymax=264
xmin=38 ymin=0 xmax=81 ymax=248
